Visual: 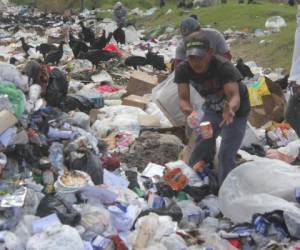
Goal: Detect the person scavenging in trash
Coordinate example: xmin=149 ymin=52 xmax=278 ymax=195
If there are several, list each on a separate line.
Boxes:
xmin=174 ymin=34 xmax=251 ymax=185
xmin=113 ymin=1 xmax=128 ymax=28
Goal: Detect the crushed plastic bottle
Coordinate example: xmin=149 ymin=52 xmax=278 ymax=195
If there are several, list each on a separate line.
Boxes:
xmin=49 ymin=142 xmax=65 ymax=175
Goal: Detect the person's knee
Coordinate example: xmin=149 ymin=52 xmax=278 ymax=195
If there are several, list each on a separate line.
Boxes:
xmin=218 ymin=146 xmax=236 ymax=165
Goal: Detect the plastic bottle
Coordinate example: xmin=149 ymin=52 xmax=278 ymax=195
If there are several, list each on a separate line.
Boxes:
xmin=187 ymin=111 xmax=200 ymax=129
xmin=49 ymin=142 xmax=65 ymax=174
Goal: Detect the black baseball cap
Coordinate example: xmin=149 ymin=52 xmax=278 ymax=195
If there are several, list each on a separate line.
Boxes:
xmin=186 ymin=37 xmax=210 ymax=58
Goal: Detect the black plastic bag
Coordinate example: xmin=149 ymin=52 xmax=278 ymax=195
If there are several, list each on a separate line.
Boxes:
xmin=67 ymin=149 xmax=103 ymax=185
xmin=36 ymin=194 xmax=81 ymax=226
xmin=125 ymin=170 xmax=140 ymax=190
xmin=183 ymin=185 xmax=211 ymax=203
xmin=45 ymin=68 xmax=68 ymax=107
xmin=132 ymin=202 xmax=183 ymax=229
xmin=62 ymin=94 xmax=94 ymax=113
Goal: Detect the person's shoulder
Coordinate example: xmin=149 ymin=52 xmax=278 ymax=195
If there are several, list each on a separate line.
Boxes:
xmin=177 ymin=60 xmax=189 ymax=71
xmin=202 ymin=28 xmax=224 ymax=37
xmin=213 ymin=55 xmax=235 ymax=69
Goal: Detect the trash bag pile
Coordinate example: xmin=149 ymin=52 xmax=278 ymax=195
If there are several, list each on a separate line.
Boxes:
xmin=0 ymin=1 xmax=300 ymax=250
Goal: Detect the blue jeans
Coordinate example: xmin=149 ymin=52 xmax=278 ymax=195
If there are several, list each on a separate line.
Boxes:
xmin=189 ymin=109 xmax=248 ymax=185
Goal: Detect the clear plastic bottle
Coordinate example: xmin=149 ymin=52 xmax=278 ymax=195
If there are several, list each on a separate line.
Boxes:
xmin=49 ymin=142 xmax=65 ymax=174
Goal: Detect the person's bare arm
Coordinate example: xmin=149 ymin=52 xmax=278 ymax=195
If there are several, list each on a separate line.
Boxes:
xmin=220 ymin=82 xmax=240 ymax=127
xmin=178 ymin=83 xmax=193 ymax=116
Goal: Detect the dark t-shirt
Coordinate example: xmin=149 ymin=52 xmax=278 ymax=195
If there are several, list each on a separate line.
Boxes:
xmin=174 ymin=55 xmax=250 ymax=117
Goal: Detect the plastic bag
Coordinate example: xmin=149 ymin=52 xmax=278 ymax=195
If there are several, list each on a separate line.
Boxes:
xmin=0 ymin=83 xmax=25 ymax=118
xmin=219 ymin=159 xmax=300 ymax=223
xmin=62 ymin=94 xmax=95 ymax=113
xmin=26 ymin=224 xmax=85 ymax=250
xmin=133 ymin=213 xmax=177 ymax=249
xmin=0 ymin=231 xmax=24 ymax=250
xmin=152 ymin=72 xmax=204 ymax=126
xmin=177 ymin=200 xmax=206 ymax=228
xmin=265 ymin=16 xmax=287 ymax=29
xmin=66 ymin=111 xmax=90 ymax=130
xmin=70 ymin=59 xmax=93 ymax=74
xmin=13 ymin=215 xmax=38 ymax=248
xmin=247 ymin=77 xmax=271 ymax=107
xmin=160 ymin=234 xmax=187 ymax=250
xmin=36 ymin=194 xmax=81 ymax=226
xmin=67 ymin=149 xmax=103 ymax=185
xmin=73 ymin=204 xmax=115 ymax=235
xmin=0 ymin=63 xmax=28 ymax=92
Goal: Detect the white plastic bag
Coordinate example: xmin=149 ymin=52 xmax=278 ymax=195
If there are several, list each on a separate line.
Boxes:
xmin=73 ymin=204 xmax=115 ymax=236
xmin=265 ymin=16 xmax=287 ymax=30
xmin=152 ymin=72 xmax=204 ymax=126
xmin=219 ymin=159 xmax=300 ymax=223
xmin=0 ymin=231 xmax=24 ymax=250
xmin=66 ymin=111 xmax=90 ymax=130
xmin=26 ymin=224 xmax=85 ymax=250
xmin=0 ymin=63 xmax=28 ymax=92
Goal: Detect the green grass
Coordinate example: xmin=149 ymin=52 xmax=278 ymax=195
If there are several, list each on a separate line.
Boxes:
xmin=134 ymin=1 xmax=297 ymax=70
xmin=11 ymin=0 xmax=298 ymax=70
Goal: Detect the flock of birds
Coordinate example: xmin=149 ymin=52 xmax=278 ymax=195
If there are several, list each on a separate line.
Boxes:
xmin=17 ymin=21 xmax=167 ymax=72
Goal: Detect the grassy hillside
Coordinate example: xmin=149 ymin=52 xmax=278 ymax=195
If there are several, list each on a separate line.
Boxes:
xmin=11 ymin=0 xmax=298 ymax=70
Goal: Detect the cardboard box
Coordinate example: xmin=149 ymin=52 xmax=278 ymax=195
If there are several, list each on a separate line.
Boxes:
xmin=248 ymin=77 xmax=286 ymax=128
xmin=127 ymin=71 xmax=158 ymax=96
xmin=122 ymin=95 xmax=148 ymax=110
xmin=138 ymin=115 xmax=161 ymax=127
xmin=0 ymin=110 xmax=17 ymax=135
xmin=249 ymin=93 xmax=286 ymax=128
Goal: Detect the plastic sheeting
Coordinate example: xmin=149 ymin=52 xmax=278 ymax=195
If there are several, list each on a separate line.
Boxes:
xmin=219 ymin=158 xmax=300 ymax=223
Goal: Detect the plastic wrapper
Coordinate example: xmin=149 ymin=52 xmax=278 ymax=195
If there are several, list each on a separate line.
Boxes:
xmin=0 ymin=186 xmax=27 ymax=208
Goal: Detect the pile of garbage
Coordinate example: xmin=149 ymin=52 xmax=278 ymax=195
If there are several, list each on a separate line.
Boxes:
xmin=1 ymin=1 xmax=300 ymax=250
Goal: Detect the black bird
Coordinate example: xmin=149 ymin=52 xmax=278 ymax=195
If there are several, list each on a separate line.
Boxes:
xmin=69 ymin=34 xmax=89 ymax=58
xmin=146 ymin=50 xmax=166 ymax=71
xmin=36 ymin=43 xmax=58 ymax=60
xmin=288 ymin=0 xmax=295 ymax=6
xmin=125 ymin=56 xmax=147 ymax=70
xmin=236 ymin=58 xmax=254 ymax=79
xmin=45 ymin=41 xmax=65 ymax=65
xmin=77 ymin=50 xmax=119 ymax=70
xmin=20 ymin=37 xmax=33 ymax=58
xmin=113 ymin=27 xmax=126 ymax=45
xmin=275 ymin=74 xmax=289 ymax=90
xmin=79 ymin=21 xmax=95 ymax=44
xmin=91 ymin=30 xmax=113 ymax=50
xmin=160 ymin=0 xmax=166 ymax=8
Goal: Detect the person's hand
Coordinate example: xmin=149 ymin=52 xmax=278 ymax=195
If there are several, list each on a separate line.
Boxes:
xmin=180 ymin=101 xmax=193 ymax=116
xmin=220 ymin=101 xmax=235 ymax=128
